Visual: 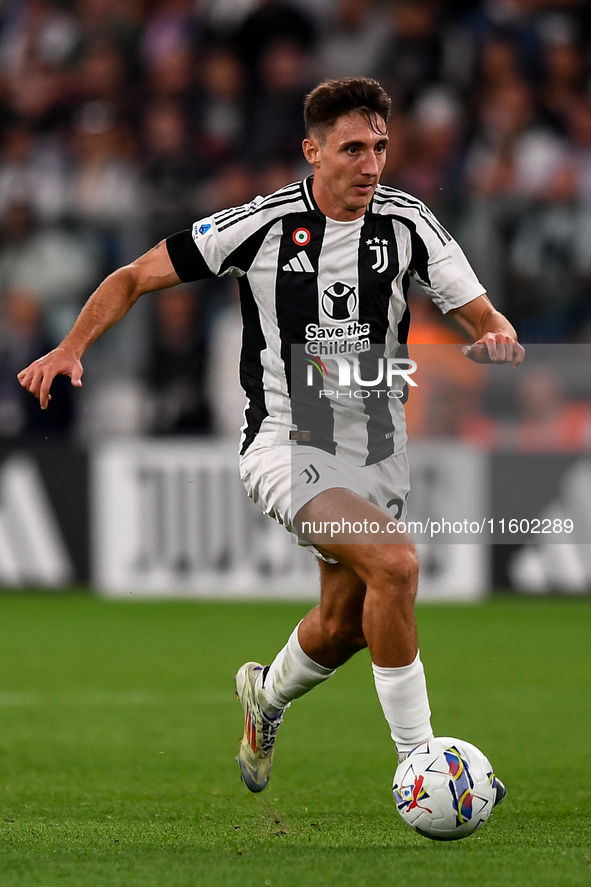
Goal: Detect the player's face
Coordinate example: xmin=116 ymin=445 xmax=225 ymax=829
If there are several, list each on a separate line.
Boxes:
xmin=303 ymin=111 xmax=388 ymax=221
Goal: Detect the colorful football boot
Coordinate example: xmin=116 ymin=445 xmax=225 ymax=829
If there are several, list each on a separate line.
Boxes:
xmin=492 ymin=775 xmax=507 ymax=807
xmin=234 ymin=661 xmax=286 ymax=793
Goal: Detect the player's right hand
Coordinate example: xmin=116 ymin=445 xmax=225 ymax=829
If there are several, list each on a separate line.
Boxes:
xmin=462 ymin=334 xmax=525 ymax=367
xmin=17 ymin=348 xmax=84 ymax=410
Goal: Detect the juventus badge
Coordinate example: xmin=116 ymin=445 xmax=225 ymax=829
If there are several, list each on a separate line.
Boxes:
xmin=367 ymin=238 xmax=389 ymax=273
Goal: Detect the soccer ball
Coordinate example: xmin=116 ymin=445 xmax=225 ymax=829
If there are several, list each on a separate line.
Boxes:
xmin=392 ymin=737 xmax=500 ymax=841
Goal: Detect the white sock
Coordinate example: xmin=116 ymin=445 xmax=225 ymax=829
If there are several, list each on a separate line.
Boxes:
xmin=256 ymin=621 xmax=336 ymax=715
xmin=372 ymin=652 xmax=434 ymax=757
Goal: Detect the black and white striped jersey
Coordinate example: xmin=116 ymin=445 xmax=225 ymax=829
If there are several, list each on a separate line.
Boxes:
xmin=166 ymin=176 xmax=484 ymax=465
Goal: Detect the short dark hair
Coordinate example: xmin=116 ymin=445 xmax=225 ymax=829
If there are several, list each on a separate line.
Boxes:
xmin=304 ymin=78 xmax=391 ymax=141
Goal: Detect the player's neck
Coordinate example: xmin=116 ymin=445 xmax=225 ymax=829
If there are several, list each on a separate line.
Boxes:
xmin=311 ymin=177 xmax=368 ymax=222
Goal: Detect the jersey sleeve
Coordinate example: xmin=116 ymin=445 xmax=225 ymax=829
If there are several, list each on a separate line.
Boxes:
xmin=165 ymin=196 xmax=267 ymax=283
xmin=376 ymin=187 xmax=485 ymax=313
xmin=408 ymin=209 xmax=485 ymax=314
xmin=166 ymin=230 xmax=214 ymax=282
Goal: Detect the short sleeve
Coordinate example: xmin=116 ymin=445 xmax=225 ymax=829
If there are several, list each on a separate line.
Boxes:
xmin=166 ymin=230 xmax=214 ymax=282
xmin=166 ymin=195 xmax=269 ymax=282
xmin=408 ymin=211 xmax=485 ymax=314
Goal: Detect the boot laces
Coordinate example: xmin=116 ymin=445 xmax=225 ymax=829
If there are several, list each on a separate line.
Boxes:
xmin=260 ymin=709 xmax=284 ymax=756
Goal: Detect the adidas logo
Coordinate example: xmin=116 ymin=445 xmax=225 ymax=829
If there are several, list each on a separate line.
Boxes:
xmin=283 ymin=251 xmax=314 ymax=272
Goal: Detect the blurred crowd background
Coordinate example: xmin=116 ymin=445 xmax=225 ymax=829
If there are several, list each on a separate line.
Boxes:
xmin=2 ymin=0 xmax=591 ymax=447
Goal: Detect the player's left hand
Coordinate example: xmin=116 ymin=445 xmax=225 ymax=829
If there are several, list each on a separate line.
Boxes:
xmin=462 ymin=334 xmax=525 ymax=367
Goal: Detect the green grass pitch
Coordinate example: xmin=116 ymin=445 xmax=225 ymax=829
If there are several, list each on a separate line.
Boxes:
xmin=0 ymin=593 xmax=590 ymax=887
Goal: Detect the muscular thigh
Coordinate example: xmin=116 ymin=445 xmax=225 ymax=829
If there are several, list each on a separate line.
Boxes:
xmin=296 ymin=487 xmax=416 ymax=587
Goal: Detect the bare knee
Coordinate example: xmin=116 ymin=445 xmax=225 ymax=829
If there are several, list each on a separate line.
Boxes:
xmin=368 ymin=546 xmax=419 ymax=604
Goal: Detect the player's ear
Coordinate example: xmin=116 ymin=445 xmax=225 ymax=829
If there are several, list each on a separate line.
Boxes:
xmin=302 ymin=136 xmax=320 ymax=166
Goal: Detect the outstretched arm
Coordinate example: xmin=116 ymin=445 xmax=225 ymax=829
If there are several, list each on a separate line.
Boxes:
xmin=18 ymin=240 xmax=181 ymax=409
xmin=449 ymin=294 xmax=525 ymax=367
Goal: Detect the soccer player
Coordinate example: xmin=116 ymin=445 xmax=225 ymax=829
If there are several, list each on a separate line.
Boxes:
xmin=18 ymin=78 xmax=522 ymax=797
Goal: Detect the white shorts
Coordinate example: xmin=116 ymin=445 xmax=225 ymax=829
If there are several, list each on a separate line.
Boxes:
xmin=239 ymin=431 xmax=410 ymax=559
